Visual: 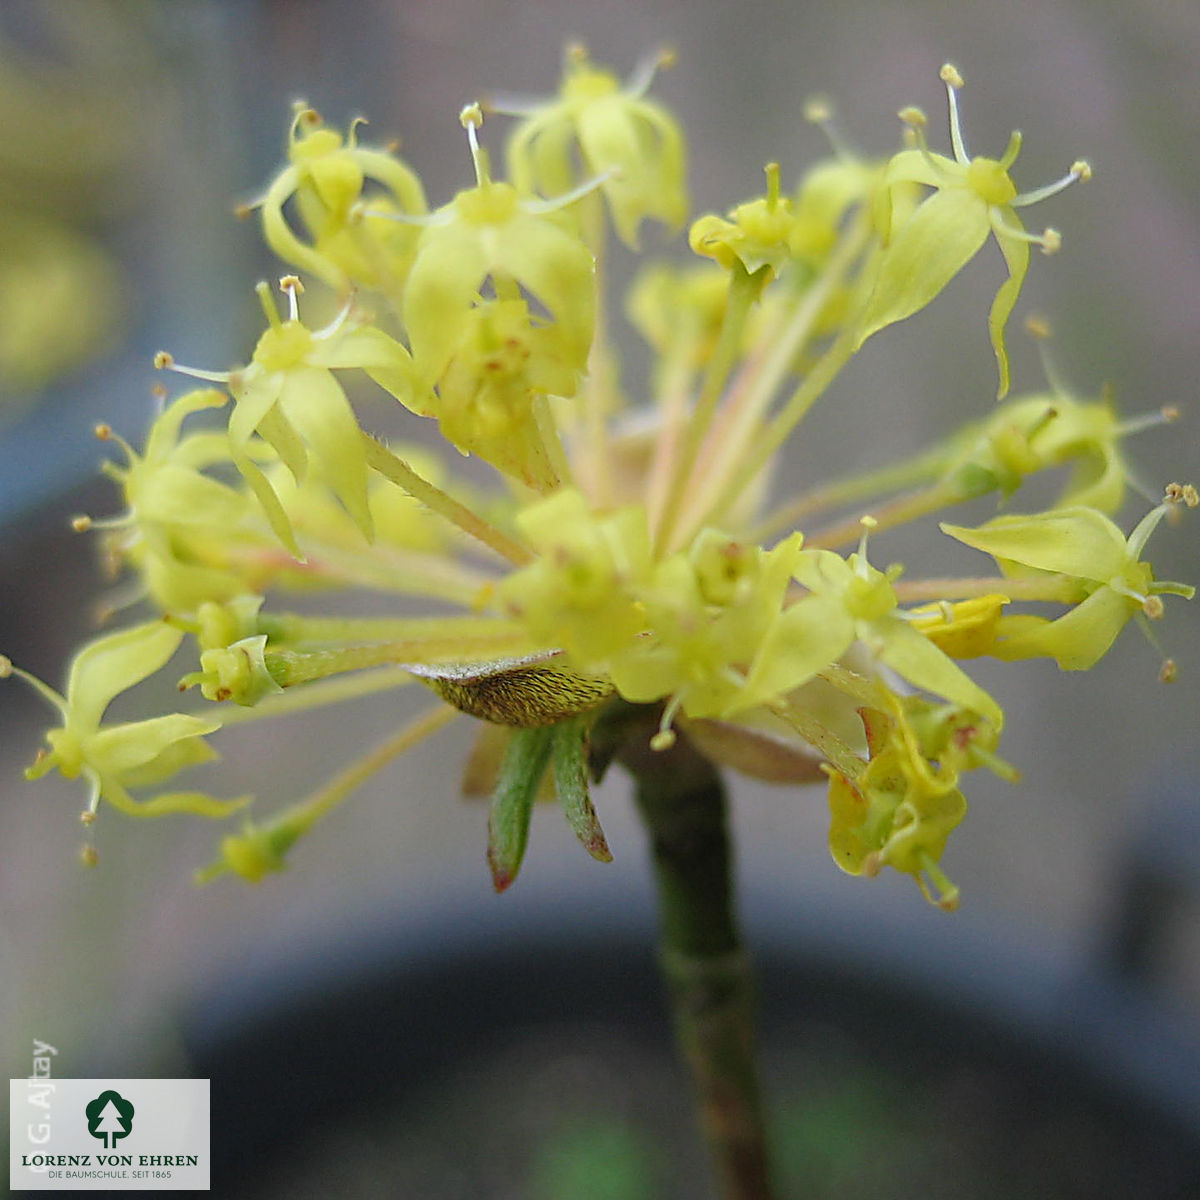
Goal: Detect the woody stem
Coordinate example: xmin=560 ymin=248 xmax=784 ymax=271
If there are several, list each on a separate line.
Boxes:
xmin=602 ymin=703 xmax=777 ymax=1200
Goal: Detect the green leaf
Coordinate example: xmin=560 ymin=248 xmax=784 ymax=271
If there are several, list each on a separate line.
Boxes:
xmin=487 ymin=725 xmax=555 ymax=891
xmin=552 ymin=716 xmax=612 ymax=863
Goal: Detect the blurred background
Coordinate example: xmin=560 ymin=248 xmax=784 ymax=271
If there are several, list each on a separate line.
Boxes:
xmin=1 ymin=1 xmax=1198 ymax=1196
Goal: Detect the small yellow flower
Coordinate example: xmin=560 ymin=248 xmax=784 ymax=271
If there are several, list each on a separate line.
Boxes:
xmin=161 ymin=278 xmax=414 ymax=557
xmin=498 ymin=488 xmax=652 ymax=666
xmin=88 ymin=389 xmax=262 ymax=613
xmin=690 ymin=163 xmax=797 ymax=277
xmin=403 ymin=108 xmax=595 ymax=394
xmin=501 ymin=44 xmax=688 ymax=247
xmin=826 ymin=702 xmax=968 ymax=910
xmin=2 ymin=623 xmax=247 ymax=821
xmin=746 ymin=527 xmax=1002 ymax=726
xmin=858 ymin=64 xmax=1090 ymax=397
xmin=942 ymin=491 xmax=1195 ymax=668
xmin=256 ymin=105 xmax=426 ymax=297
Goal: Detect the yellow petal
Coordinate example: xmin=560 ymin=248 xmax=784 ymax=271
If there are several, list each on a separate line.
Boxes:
xmin=988 ymin=212 xmax=1031 ymax=398
xmin=857 ymin=188 xmax=990 ymax=347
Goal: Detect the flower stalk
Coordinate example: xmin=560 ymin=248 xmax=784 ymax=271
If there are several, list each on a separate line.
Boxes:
xmin=600 ymin=702 xmax=775 ymax=1200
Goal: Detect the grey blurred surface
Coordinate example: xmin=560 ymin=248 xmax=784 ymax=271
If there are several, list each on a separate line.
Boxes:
xmin=1 ymin=0 xmax=1198 ymax=1161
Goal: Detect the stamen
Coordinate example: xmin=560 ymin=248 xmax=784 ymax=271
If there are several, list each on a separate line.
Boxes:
xmin=1160 ymin=659 xmax=1177 ymax=684
xmin=459 ymin=102 xmax=492 ymax=187
xmin=1165 ymin=481 xmax=1199 ymax=508
xmin=1011 ymin=160 xmax=1092 ymax=208
xmin=856 ymin=514 xmax=877 ymax=562
xmin=520 ymin=168 xmax=616 ymax=215
xmin=311 ymin=295 xmax=355 ymax=342
xmin=354 ymin=200 xmax=439 ymax=228
xmin=804 ymin=95 xmax=855 ymax=160
xmin=0 ymin=658 xmax=70 ymax=716
xmin=1025 ymin=313 xmax=1052 ymax=340
xmin=75 ymin=512 xmax=130 ymax=533
xmin=1024 ymin=313 xmax=1073 ymax=396
xmin=625 ymin=46 xmax=676 ymax=100
xmin=917 ymin=849 xmax=961 ymax=911
xmin=939 ymin=63 xmax=969 ymax=165
xmin=289 ymin=102 xmax=321 ymax=146
xmin=93 ymin=422 xmax=139 ymax=466
xmin=990 ymin=216 xmax=1061 ymax=254
xmin=153 ymin=352 xmax=229 ymax=385
xmin=650 ymin=693 xmax=684 ymax=751
xmin=1116 ymin=405 xmax=1180 ymax=437
xmin=346 ymin=115 xmax=368 ymax=149
xmin=899 ymin=106 xmax=948 ymax=178
xmin=279 ymin=274 xmax=303 ymax=322
xmin=482 ymin=91 xmax=541 ymax=117
xmin=1125 ymin=491 xmax=1176 ymax=559
xmin=80 ymin=845 xmax=99 ymax=868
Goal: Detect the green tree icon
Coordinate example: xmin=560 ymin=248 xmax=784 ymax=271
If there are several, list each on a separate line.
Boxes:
xmin=85 ymin=1090 xmax=135 ymax=1149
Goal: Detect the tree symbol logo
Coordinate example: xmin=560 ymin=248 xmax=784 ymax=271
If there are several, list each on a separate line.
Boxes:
xmin=85 ymin=1090 xmax=135 ymax=1149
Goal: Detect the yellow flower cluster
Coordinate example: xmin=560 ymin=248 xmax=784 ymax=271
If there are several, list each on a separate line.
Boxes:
xmin=4 ymin=52 xmax=1192 ymax=906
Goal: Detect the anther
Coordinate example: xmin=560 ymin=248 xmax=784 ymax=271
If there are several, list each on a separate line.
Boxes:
xmin=1040 ymin=228 xmax=1062 ymax=255
xmin=1024 ymin=313 xmax=1052 ymax=340
xmin=71 ymin=515 xmax=93 ymax=533
xmin=94 ymin=423 xmax=112 ymax=440
xmin=804 ymin=96 xmax=833 ymax=124
xmin=279 ymin=275 xmax=303 ymax=322
xmin=939 ymin=64 xmax=965 ymax=90
xmin=0 ymin=655 xmax=12 ymax=678
xmin=80 ymin=810 xmax=96 ymax=826
xmin=1160 ymin=659 xmax=1178 ymax=684
xmin=153 ymin=351 xmax=174 ymax=370
xmin=80 ymin=845 xmax=99 ymax=868
xmin=1165 ymin=481 xmax=1199 ymax=508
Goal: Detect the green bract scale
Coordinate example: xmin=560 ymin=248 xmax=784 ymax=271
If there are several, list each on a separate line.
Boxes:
xmin=4 ymin=53 xmax=1192 ymax=909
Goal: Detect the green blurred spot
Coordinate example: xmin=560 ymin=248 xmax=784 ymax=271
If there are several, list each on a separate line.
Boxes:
xmin=529 ymin=1119 xmax=660 ymax=1200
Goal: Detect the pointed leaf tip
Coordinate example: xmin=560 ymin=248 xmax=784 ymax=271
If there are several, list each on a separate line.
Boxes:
xmin=486 ymin=725 xmax=554 ymax=892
